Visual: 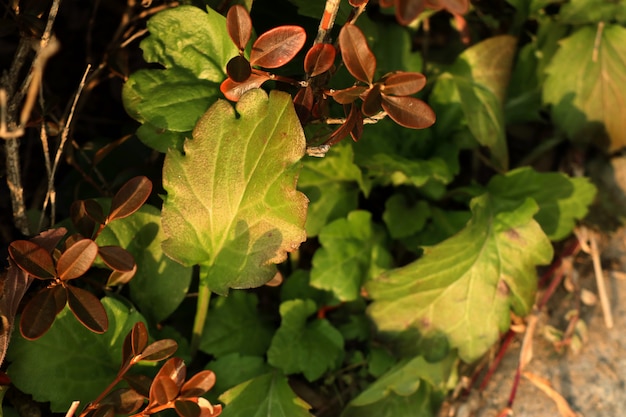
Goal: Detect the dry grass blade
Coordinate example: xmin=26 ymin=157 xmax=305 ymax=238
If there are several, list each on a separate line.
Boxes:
xmin=523 ymin=372 xmax=580 ymax=417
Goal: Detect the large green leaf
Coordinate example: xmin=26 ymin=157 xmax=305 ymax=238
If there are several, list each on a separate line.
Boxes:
xmin=7 ymin=298 xmax=145 ymax=412
xmin=96 ymin=204 xmax=192 ymax=324
xmin=487 ymin=167 xmax=597 ymax=241
xmin=366 ymin=195 xmax=553 ymax=362
xmin=559 ymin=0 xmax=626 ymax=25
xmin=342 ymin=385 xmax=437 ymax=417
xmin=543 ymin=25 xmax=626 ymax=151
xmin=310 ymin=211 xmax=392 ymax=302
xmin=161 ymin=89 xmax=308 ymax=295
xmin=219 ymin=371 xmax=313 ymax=417
xmin=267 ymin=299 xmax=344 ymax=381
xmin=298 ymin=143 xmax=366 ymax=237
xmin=198 ymin=291 xmax=274 ymax=357
xmin=123 ymin=5 xmax=238 ymax=151
xmin=205 ymin=353 xmax=272 ymax=402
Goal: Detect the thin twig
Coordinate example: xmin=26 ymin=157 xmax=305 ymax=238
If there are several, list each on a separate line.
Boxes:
xmin=314 ymin=0 xmax=341 ymax=45
xmin=64 ymin=401 xmax=80 ymax=417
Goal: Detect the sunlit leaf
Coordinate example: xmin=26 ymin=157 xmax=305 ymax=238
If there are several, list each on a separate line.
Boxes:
xmin=339 ymin=24 xmax=376 ymax=84
xmin=330 ymin=86 xmax=368 ymax=104
xmin=220 ymin=71 xmax=271 ymax=102
xmin=139 ymin=339 xmax=179 ymax=362
xmin=250 ymin=26 xmax=306 ymax=68
xmin=150 ymin=376 xmax=179 ymax=406
xmin=19 ymin=286 xmax=66 ymax=340
xmin=367 ymin=194 xmax=553 ymax=362
xmin=98 ymin=246 xmax=135 ymax=272
xmin=100 ymin=388 xmax=145 ymax=414
xmin=304 ymin=43 xmax=336 ymax=77
xmin=558 ymin=0 xmax=626 ymax=25
xmin=162 ymin=90 xmax=307 ymax=295
xmin=362 ymin=85 xmax=382 ymax=117
xmin=8 ymin=240 xmax=55 ymax=279
xmin=155 ymin=357 xmax=187 ymax=390
xmin=57 ymin=239 xmax=98 ymax=281
xmin=381 ymin=72 xmax=427 ymax=96
xmin=219 ymin=371 xmax=313 ymax=417
xmin=131 ymin=321 xmax=149 ymax=357
xmin=180 ymin=370 xmax=216 ymax=398
xmin=381 ymin=95 xmax=436 ymax=129
xmin=108 ymin=176 xmax=152 ymax=222
xmin=205 ymin=354 xmax=272 ymax=403
xmin=124 ymin=374 xmax=154 ymax=398
xmin=66 ymin=286 xmax=108 ymax=334
xmin=395 ymin=0 xmax=425 ymax=25
xmin=226 ymin=5 xmax=252 ymax=51
xmin=175 ymin=400 xmax=201 ymax=417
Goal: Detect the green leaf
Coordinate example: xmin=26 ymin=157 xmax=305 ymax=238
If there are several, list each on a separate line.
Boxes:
xmin=199 ymin=291 xmax=274 ymax=357
xmin=311 ymin=211 xmax=392 ymax=302
xmin=367 ymin=195 xmax=553 ymax=362
xmin=487 ymin=167 xmax=597 ymax=241
xmin=281 ymin=269 xmax=331 ymax=306
xmin=7 ymin=298 xmax=145 ymax=412
xmin=298 ymin=143 xmax=366 ymax=237
xmin=267 ymin=299 xmax=344 ymax=381
xmin=161 ymin=89 xmax=308 ymax=295
xmin=96 ymin=204 xmax=192 ymax=324
xmin=342 ymin=384 xmax=437 ymax=417
xmin=219 ymin=371 xmax=313 ymax=417
xmin=543 ymin=24 xmax=626 ymax=151
xmin=205 ymin=353 xmax=272 ymax=401
xmin=123 ymin=5 xmax=238 ymax=151
xmin=559 ymin=0 xmax=626 ymax=25
xmin=383 ymin=194 xmax=430 ymax=239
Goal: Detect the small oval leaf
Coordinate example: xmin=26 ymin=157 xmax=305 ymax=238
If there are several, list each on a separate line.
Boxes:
xmin=98 ymin=246 xmax=136 ymax=272
xmin=226 ymin=55 xmax=252 ymax=83
xmin=57 ymin=239 xmax=98 ymax=280
xmin=108 ymin=176 xmax=153 ymax=222
xmin=396 ymin=0 xmax=425 ymax=25
xmin=9 ymin=240 xmax=56 ymax=279
xmin=381 ymin=95 xmax=436 ymax=129
xmin=304 ymin=43 xmax=336 ymax=77
xmin=66 ymin=286 xmax=108 ymax=333
xmin=339 ymin=24 xmax=376 ymax=84
xmin=138 ymin=339 xmax=179 ymax=362
xmin=180 ymin=370 xmax=216 ymax=398
xmin=362 ymin=85 xmax=382 ymax=117
xmin=330 ymin=86 xmax=368 ymax=104
xmin=250 ymin=25 xmax=306 ymax=68
xmin=381 ymin=71 xmax=427 ymax=96
xmin=124 ymin=374 xmax=153 ymax=398
xmin=131 ymin=321 xmax=149 ymax=356
xmin=150 ymin=376 xmax=179 ymax=406
xmin=175 ymin=400 xmax=201 ymax=417
xmin=154 ymin=357 xmax=186 ymax=390
xmin=106 ymin=267 xmax=137 ymax=287
xmin=220 ymin=72 xmax=271 ymax=101
xmin=226 ymin=5 xmax=252 ymax=51
xmin=101 ymin=388 xmax=145 ymax=415
xmin=19 ymin=286 xmax=67 ymax=340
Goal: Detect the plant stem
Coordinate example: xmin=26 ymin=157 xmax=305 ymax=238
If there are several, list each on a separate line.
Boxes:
xmin=190 ymin=265 xmax=212 ymax=356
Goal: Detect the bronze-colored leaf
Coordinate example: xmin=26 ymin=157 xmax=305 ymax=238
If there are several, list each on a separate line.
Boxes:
xmin=57 ymin=239 xmax=98 ymax=280
xmin=220 ymin=72 xmax=271 ymax=102
xmin=339 ymin=24 xmax=376 ymax=84
xmin=71 ymin=200 xmax=97 ymax=238
xmin=124 ymin=374 xmax=153 ymax=398
xmin=31 ymin=227 xmax=67 ymax=253
xmin=108 ymin=176 xmax=152 ymax=222
xmin=250 ymin=25 xmax=306 ymax=68
xmin=362 ymin=84 xmax=382 ymax=117
xmin=395 ymin=0 xmax=425 ymax=26
xmin=175 ymin=400 xmax=201 ymax=417
xmin=101 ymin=388 xmax=146 ymax=414
xmin=226 ymin=5 xmax=252 ymax=51
xmin=149 ymin=376 xmax=179 ymax=406
xmin=180 ymin=370 xmax=216 ymax=398
xmin=330 ymin=86 xmax=368 ymax=104
xmin=426 ymin=0 xmax=469 ymax=14
xmin=138 ymin=339 xmax=179 ymax=362
xmin=66 ymin=286 xmax=108 ymax=333
xmin=293 ymin=86 xmax=314 ymax=124
xmin=91 ymin=405 xmax=115 ymax=417
xmin=154 ymin=357 xmax=186 ymax=389
xmin=327 ymin=103 xmax=361 ymax=146
xmin=98 ymin=246 xmax=135 ymax=272
xmin=19 ymin=286 xmax=67 ymax=340
xmin=8 ymin=240 xmax=55 ymax=279
xmin=106 ymin=266 xmax=137 ymax=287
xmin=304 ymin=43 xmax=336 ymax=77
xmin=0 ymin=262 xmax=32 ymax=365
xmin=131 ymin=321 xmax=149 ymax=357
xmin=197 ymin=398 xmax=222 ymax=417
xmin=349 ymin=0 xmax=369 ymax=5
xmin=381 ymin=71 xmax=427 ymax=96
xmin=381 ymin=94 xmax=436 ymax=129
xmin=226 ymin=55 xmax=252 ymax=83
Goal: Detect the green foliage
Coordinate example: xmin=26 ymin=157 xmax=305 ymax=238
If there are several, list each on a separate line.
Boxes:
xmin=7 ymin=298 xmax=145 ymax=411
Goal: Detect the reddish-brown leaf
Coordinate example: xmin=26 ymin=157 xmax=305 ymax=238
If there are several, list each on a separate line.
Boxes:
xmin=131 ymin=321 xmax=149 ymax=357
xmin=0 ymin=262 xmax=32 ymax=365
xmin=149 ymin=376 xmax=179 ymax=406
xmin=304 ymin=43 xmax=336 ymax=77
xmin=154 ymin=357 xmax=186 ymax=391
xmin=180 ymin=370 xmax=217 ymax=398
xmin=380 ymin=0 xmax=393 ymax=6
xmin=339 ymin=24 xmax=376 ymax=84
xmin=91 ymin=405 xmax=115 ymax=417
xmin=57 ymin=239 xmax=98 ymax=280
xmin=197 ymin=398 xmax=222 ymax=417
xmin=108 ymin=176 xmax=152 ymax=222
xmin=19 ymin=285 xmax=67 ymax=340
xmin=250 ymin=25 xmax=306 ymax=68
xmin=220 ymin=72 xmax=271 ymax=102
xmin=8 ymin=240 xmax=55 ymax=279
xmin=226 ymin=5 xmax=252 ymax=51
xmin=330 ymin=86 xmax=368 ymax=104
xmin=226 ymin=55 xmax=252 ymax=83
xmin=362 ymin=84 xmax=382 ymax=117
xmin=395 ymin=0 xmax=426 ymax=25
xmin=138 ymin=339 xmax=179 ymax=362
xmin=66 ymin=286 xmax=108 ymax=333
xmin=293 ymin=86 xmax=314 ymax=124
xmin=101 ymin=388 xmax=146 ymax=414
xmin=327 ymin=103 xmax=361 ymax=146
xmin=71 ymin=200 xmax=97 ymax=238
xmin=426 ymin=0 xmax=469 ymax=14
xmin=381 ymin=95 xmax=436 ymax=129
xmin=106 ymin=266 xmax=137 ymax=287
xmin=175 ymin=400 xmax=201 ymax=417
xmin=31 ymin=227 xmax=67 ymax=253
xmin=349 ymin=0 xmax=369 ymax=5
xmin=124 ymin=374 xmax=153 ymax=398
xmin=350 ymin=109 xmax=364 ymax=142
xmin=98 ymin=246 xmax=135 ymax=272
xmin=381 ymin=71 xmax=427 ymax=96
